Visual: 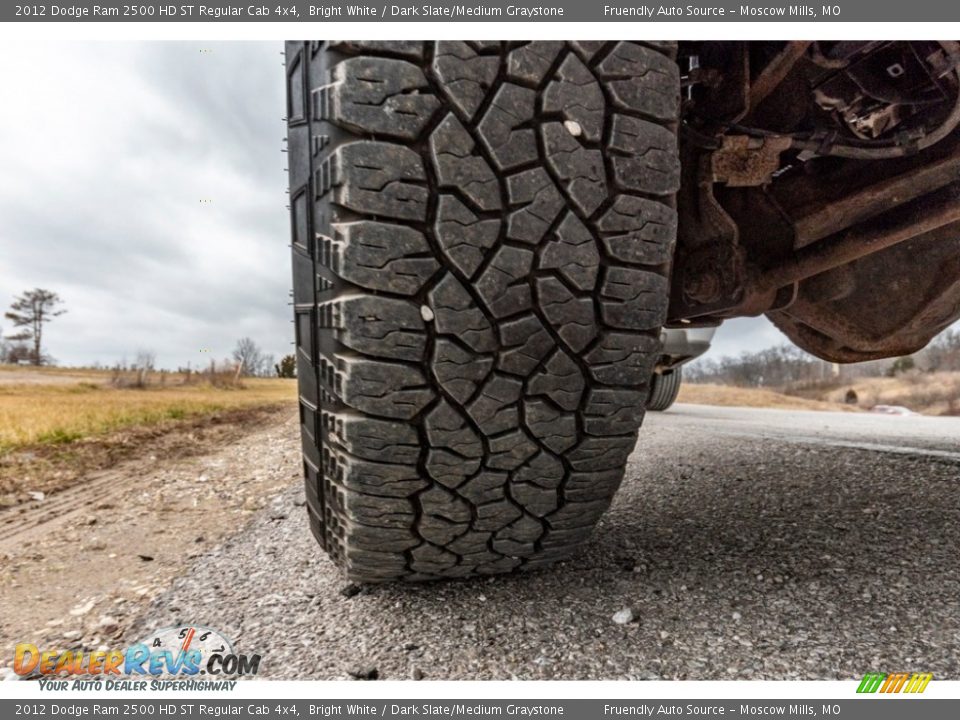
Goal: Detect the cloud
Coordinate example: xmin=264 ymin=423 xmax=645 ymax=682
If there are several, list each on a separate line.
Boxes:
xmin=0 ymin=41 xmax=289 ymax=369
xmin=706 ymin=317 xmax=791 ymax=360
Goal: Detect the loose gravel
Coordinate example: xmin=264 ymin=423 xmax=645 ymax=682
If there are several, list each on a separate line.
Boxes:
xmin=121 ymin=407 xmax=960 ymax=680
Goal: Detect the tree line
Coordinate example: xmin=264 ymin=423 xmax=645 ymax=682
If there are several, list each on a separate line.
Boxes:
xmin=1 ymin=287 xmax=295 ymax=378
xmin=686 ymin=329 xmax=960 ymax=388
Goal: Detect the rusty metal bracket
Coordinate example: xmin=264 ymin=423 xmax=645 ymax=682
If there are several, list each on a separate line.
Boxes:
xmin=710 ymin=135 xmax=793 ymax=187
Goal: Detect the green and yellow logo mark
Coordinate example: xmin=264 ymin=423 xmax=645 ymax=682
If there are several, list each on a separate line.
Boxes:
xmin=857 ymin=672 xmax=932 ymax=694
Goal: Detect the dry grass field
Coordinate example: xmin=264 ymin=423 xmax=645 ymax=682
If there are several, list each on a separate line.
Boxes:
xmin=0 ymin=365 xmax=297 ymax=506
xmin=677 ymin=383 xmax=861 ymax=412
xmin=0 ymin=365 xmax=296 ymax=454
xmin=794 ymin=371 xmax=960 ymax=416
xmin=683 ymin=371 xmax=960 ymax=416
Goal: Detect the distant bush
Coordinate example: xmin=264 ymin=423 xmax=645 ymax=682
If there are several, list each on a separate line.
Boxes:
xmin=275 ymin=354 xmax=296 ymax=378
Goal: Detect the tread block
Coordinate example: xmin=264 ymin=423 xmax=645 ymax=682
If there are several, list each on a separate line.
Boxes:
xmin=523 ymin=399 xmax=578 ymax=453
xmin=342 ymin=493 xmax=415 ymax=529
xmin=457 ymin=471 xmax=507 ymax=505
xmin=426 ymin=448 xmax=481 ymax=488
xmin=598 ymin=195 xmax=677 ymax=266
xmin=447 ymin=531 xmax=493 ymax=554
xmin=428 ymin=273 xmax=498 ymax=354
xmin=582 ymin=388 xmax=646 ymax=435
xmin=467 ymin=374 xmax=523 ymax=435
xmin=325 ymin=221 xmax=438 ymax=296
xmin=419 ymin=484 xmax=472 ymax=522
xmin=512 ymin=450 xmax=565 ymax=489
xmin=506 ymin=168 xmax=564 ymax=245
xmin=567 ymin=435 xmax=636 ymax=471
xmin=335 ymin=355 xmax=434 ymax=419
xmin=543 ymin=53 xmax=605 ymax=142
xmin=541 ymin=123 xmax=607 ymax=215
xmin=425 ymin=400 xmax=484 ymax=457
xmin=596 ymin=42 xmax=680 ymax=121
xmin=332 ymin=142 xmax=428 ymax=221
xmin=430 ymin=114 xmax=501 ymax=211
xmin=600 ymin=267 xmax=670 ymax=330
xmin=506 ymin=42 xmax=564 ymax=84
xmin=536 ymin=276 xmax=598 ymax=352
xmin=585 ymin=332 xmax=660 ymax=384
xmin=325 ymin=411 xmax=420 ymax=464
xmin=498 ymin=514 xmax=545 ymax=543
xmin=410 ymin=543 xmax=460 ymax=574
xmin=474 ymin=498 xmax=523 ymax=532
xmin=538 ymin=212 xmax=600 ymax=292
xmin=328 ymin=57 xmax=439 ymax=140
xmin=527 ymin=349 xmax=585 ymax=411
xmin=432 ymin=41 xmax=499 ymax=120
xmin=418 ymin=514 xmax=469 ymax=546
xmin=346 ymin=523 xmax=421 ymax=553
xmin=324 ymin=446 xmax=427 ymax=498
xmin=498 ymin=314 xmax=554 ymax=376
xmin=331 ymin=41 xmax=425 ymax=60
xmin=431 ymin=338 xmax=493 ymax=404
xmin=509 ymin=481 xmax=559 ymax=517
xmin=477 ymin=83 xmax=538 ymax=170
xmin=487 ymin=429 xmax=539 ymax=470
xmin=475 ymin=245 xmax=534 ymax=318
xmin=318 ymin=295 xmax=425 ymax=361
xmin=435 ymin=196 xmax=500 ymax=278
xmin=568 ymin=41 xmax=606 ymax=63
xmin=608 ymin=114 xmax=681 ymax=195
xmin=565 ymin=470 xmax=624 ymax=502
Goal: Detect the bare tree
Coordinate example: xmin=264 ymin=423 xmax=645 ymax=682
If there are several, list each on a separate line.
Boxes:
xmin=923 ymin=328 xmax=960 ymax=372
xmin=686 ymin=345 xmax=832 ymax=388
xmin=4 ymin=289 xmax=66 ymax=366
xmin=232 ymin=337 xmax=271 ymax=377
xmin=133 ymin=350 xmax=157 ymax=387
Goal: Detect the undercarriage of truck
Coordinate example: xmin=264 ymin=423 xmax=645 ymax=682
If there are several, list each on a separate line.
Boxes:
xmin=673 ymin=40 xmax=960 ymax=362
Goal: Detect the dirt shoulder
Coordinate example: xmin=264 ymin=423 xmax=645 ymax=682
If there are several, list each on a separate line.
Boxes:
xmin=0 ymin=404 xmax=293 ymax=507
xmin=0 ymin=407 xmax=300 ymax=664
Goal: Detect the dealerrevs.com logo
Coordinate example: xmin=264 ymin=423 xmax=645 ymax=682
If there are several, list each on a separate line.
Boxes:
xmin=15 ymin=626 xmax=260 ymax=691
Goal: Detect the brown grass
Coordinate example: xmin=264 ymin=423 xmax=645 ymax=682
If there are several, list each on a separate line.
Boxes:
xmin=678 ymin=383 xmax=861 ymax=412
xmin=0 ymin=405 xmax=292 ymax=506
xmin=787 ymin=371 xmax=960 ymax=416
xmin=0 ymin=365 xmax=296 ymax=454
xmin=683 ymin=371 xmax=960 ymax=416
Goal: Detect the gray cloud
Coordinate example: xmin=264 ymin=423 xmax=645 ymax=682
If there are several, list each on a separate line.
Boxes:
xmin=0 ymin=41 xmax=290 ymax=369
xmin=707 ymin=317 xmax=792 ymax=360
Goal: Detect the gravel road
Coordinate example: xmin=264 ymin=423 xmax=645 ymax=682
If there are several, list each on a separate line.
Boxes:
xmin=120 ymin=405 xmax=960 ymax=680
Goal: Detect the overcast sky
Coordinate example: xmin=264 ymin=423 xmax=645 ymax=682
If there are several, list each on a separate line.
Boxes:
xmin=0 ymin=41 xmax=830 ymax=369
xmin=0 ymin=42 xmax=289 ymax=369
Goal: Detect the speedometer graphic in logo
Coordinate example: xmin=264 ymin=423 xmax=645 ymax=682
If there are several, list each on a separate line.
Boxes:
xmin=138 ymin=625 xmax=234 ymax=675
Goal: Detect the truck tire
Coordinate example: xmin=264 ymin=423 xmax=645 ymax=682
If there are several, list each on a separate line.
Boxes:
xmin=285 ymin=41 xmax=681 ymax=582
xmin=646 ymin=367 xmax=682 ymax=411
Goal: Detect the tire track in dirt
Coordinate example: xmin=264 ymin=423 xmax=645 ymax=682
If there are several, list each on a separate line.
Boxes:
xmin=0 ymin=409 xmax=300 ymax=661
